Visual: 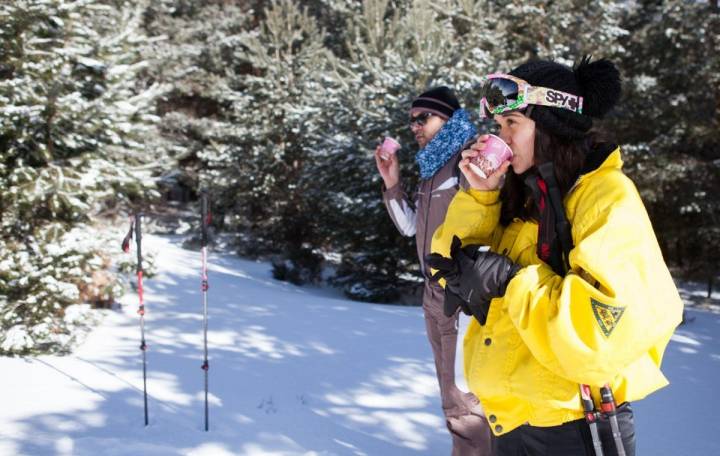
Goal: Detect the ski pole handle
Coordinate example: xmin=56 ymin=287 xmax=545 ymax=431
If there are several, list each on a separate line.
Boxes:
xmin=601 ymin=384 xmax=626 ymax=456
xmin=580 ymin=384 xmax=597 ymax=421
xmin=134 ymin=214 xmax=145 ymax=315
xmin=600 ymin=384 xmax=617 ymax=415
xmin=201 ymin=191 xmax=208 ymax=247
xmin=135 ymin=213 xmax=143 ymax=273
xmin=580 ymin=384 xmax=605 ymax=456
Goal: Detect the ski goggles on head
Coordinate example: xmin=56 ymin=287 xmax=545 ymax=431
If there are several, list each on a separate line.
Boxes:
xmin=478 ymin=73 xmax=584 ymax=119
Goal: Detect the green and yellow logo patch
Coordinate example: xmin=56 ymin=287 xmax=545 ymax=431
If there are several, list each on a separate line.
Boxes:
xmin=591 ymin=298 xmax=626 ymax=337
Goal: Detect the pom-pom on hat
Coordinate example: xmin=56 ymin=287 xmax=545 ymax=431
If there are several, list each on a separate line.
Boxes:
xmin=410 ymin=86 xmax=461 ymax=120
xmin=509 ymin=56 xmax=621 ymax=139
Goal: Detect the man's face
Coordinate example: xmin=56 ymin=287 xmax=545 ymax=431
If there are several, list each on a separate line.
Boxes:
xmin=409 ymin=111 xmax=447 ymax=148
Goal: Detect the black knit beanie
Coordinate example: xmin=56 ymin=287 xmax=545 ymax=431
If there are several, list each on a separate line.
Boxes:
xmin=411 ymin=86 xmax=461 ymax=120
xmin=509 ymin=56 xmax=621 ymax=139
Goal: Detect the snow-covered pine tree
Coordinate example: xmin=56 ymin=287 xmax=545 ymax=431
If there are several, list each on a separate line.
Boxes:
xmin=142 ymin=0 xmax=334 ymax=273
xmin=0 ymin=0 xmax=165 ymax=355
xmin=190 ymin=0 xmax=336 ymax=280
xmin=139 ymin=0 xmax=253 ymax=207
xmin=613 ymin=0 xmax=720 ymax=295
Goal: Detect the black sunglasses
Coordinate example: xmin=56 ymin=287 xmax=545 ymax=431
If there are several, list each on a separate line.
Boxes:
xmin=409 ymin=112 xmax=434 ymax=127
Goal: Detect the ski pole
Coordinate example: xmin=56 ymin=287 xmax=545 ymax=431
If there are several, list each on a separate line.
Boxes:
xmin=580 ymin=384 xmax=604 ymax=456
xmin=200 ymin=191 xmax=210 ymax=431
xmin=122 ymin=214 xmax=149 ymax=426
xmin=600 ymin=384 xmax=626 ymax=456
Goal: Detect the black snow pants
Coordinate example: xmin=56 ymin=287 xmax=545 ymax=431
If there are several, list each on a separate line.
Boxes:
xmin=493 ymin=403 xmax=636 ymax=456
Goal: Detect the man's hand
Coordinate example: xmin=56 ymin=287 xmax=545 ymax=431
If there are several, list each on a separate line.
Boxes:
xmin=374 ymin=144 xmax=400 ymax=189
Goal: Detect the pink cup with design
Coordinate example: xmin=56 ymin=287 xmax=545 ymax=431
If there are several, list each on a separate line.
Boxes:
xmin=468 ymin=134 xmax=513 ymax=178
xmin=380 ymin=137 xmax=401 ymax=160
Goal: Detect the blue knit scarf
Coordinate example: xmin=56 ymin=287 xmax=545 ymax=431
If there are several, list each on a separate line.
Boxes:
xmin=415 ymin=109 xmax=478 ymax=180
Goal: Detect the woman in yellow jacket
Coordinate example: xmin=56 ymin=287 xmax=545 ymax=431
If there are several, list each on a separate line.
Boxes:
xmin=427 ymin=57 xmax=683 ymax=456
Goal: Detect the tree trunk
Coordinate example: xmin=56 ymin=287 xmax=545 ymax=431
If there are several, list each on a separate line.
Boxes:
xmin=708 ymin=274 xmax=714 ymax=299
xmin=675 ymin=238 xmax=683 ymax=267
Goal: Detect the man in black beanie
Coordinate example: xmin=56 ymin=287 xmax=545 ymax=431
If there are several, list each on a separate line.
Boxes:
xmin=374 ymin=86 xmax=492 ymax=456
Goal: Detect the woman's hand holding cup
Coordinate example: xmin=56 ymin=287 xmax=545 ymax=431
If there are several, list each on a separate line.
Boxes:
xmin=459 ymin=135 xmax=511 ymax=191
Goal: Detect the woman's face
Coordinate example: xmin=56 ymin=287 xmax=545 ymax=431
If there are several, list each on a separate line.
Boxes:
xmin=494 ymin=111 xmax=535 ymax=174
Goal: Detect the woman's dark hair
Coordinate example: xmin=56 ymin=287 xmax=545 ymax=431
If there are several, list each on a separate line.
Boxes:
xmin=499 ymin=125 xmax=594 ymax=226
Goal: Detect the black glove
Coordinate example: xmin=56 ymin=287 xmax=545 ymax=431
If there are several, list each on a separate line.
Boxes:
xmin=442 ymin=286 xmax=472 ymax=318
xmin=426 ymin=236 xmax=477 ymax=295
xmin=426 ymin=235 xmax=521 ymax=325
xmin=426 ymin=236 xmax=478 ymax=318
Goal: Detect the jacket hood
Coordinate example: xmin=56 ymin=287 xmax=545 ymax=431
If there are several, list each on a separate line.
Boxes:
xmin=581 ymin=142 xmax=619 ymax=175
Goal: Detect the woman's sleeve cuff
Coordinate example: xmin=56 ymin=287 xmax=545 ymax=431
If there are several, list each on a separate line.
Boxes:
xmin=467 ymin=188 xmax=500 ymax=205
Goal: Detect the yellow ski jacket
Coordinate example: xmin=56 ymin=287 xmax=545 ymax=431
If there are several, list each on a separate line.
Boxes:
xmin=431 ymin=148 xmax=683 ymax=436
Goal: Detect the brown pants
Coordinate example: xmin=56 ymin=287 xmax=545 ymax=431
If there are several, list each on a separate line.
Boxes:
xmin=423 ymin=282 xmax=494 ymax=455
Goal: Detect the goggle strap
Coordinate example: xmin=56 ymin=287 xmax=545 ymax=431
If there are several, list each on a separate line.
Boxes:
xmin=526 ymin=86 xmax=583 ymax=113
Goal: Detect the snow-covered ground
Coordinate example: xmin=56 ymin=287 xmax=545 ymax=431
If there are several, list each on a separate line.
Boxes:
xmin=1 ymin=235 xmax=718 ymax=456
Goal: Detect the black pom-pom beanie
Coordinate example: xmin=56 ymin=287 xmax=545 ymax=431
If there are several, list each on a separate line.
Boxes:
xmin=509 ymin=56 xmax=621 ymax=139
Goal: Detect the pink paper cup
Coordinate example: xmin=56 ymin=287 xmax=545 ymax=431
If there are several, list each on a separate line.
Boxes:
xmin=468 ymin=134 xmax=513 ymax=178
xmin=380 ymin=137 xmax=401 ymax=160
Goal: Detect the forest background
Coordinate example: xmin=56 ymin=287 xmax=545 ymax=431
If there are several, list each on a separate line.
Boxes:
xmin=1 ymin=0 xmax=718 ymax=355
